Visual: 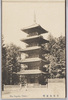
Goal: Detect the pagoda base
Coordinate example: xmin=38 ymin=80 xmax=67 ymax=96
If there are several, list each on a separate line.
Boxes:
xmin=19 ymin=74 xmax=48 ymax=87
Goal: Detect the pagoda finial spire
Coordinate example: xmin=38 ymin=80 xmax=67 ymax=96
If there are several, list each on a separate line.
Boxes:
xmin=34 ymin=11 xmax=36 ymax=24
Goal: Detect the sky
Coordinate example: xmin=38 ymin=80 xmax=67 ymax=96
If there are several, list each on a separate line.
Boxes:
xmin=2 ymin=0 xmax=65 ymax=48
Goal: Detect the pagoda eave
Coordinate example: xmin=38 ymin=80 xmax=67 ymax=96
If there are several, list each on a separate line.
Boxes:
xmin=19 ymin=58 xmax=50 ymax=64
xmin=19 ymin=46 xmax=41 ymax=52
xmin=21 ymin=35 xmax=49 ymax=44
xmin=17 ymin=70 xmax=47 ymax=75
xmin=21 ymin=24 xmax=48 ymax=34
xmin=19 ymin=46 xmax=49 ymax=54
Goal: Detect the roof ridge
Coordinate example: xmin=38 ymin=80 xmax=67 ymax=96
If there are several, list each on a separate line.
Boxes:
xmin=21 ymin=23 xmax=39 ymax=30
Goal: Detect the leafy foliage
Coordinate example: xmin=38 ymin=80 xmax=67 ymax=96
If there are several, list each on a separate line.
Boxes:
xmin=6 ymin=44 xmax=21 ymax=84
xmin=2 ymin=40 xmax=21 ymax=85
xmin=2 ymin=35 xmax=8 ymax=85
xmin=46 ymin=34 xmax=65 ymax=78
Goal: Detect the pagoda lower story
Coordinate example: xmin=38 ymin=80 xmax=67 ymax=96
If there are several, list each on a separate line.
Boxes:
xmin=17 ymin=70 xmax=49 ymax=86
xmin=17 ymin=23 xmax=50 ymax=87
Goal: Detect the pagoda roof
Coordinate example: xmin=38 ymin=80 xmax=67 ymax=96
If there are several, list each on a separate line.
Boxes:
xmin=17 ymin=70 xmax=44 ymax=75
xmin=20 ymin=46 xmax=49 ymax=54
xmin=21 ymin=23 xmax=48 ymax=34
xmin=21 ymin=35 xmax=49 ymax=44
xmin=19 ymin=58 xmax=50 ymax=64
xmin=20 ymin=46 xmax=41 ymax=52
xmin=19 ymin=58 xmax=41 ymax=63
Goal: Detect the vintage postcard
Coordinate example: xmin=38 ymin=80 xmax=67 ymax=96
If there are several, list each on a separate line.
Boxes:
xmin=2 ymin=0 xmax=66 ymax=99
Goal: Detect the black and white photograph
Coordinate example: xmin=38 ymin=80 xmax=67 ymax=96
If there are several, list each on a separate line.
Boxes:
xmin=2 ymin=0 xmax=66 ymax=99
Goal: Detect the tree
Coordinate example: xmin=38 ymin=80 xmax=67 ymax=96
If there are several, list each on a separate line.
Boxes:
xmin=2 ymin=35 xmax=8 ymax=90
xmin=47 ymin=34 xmax=56 ymax=55
xmin=6 ymin=43 xmax=21 ymax=84
xmin=44 ymin=34 xmax=65 ymax=78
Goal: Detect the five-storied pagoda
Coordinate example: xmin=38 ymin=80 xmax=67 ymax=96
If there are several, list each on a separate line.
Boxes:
xmin=17 ymin=18 xmax=50 ymax=87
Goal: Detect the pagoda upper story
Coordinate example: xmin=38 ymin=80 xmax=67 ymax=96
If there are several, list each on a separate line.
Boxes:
xmin=21 ymin=23 xmax=48 ymax=36
xmin=21 ymin=23 xmax=49 ymax=47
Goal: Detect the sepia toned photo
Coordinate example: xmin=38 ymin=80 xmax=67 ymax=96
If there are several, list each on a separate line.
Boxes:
xmin=2 ymin=0 xmax=66 ymax=99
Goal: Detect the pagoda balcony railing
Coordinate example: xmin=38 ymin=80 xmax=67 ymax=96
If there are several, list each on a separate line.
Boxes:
xmin=27 ymin=32 xmax=38 ymax=37
xmin=26 ymin=43 xmax=39 ymax=47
